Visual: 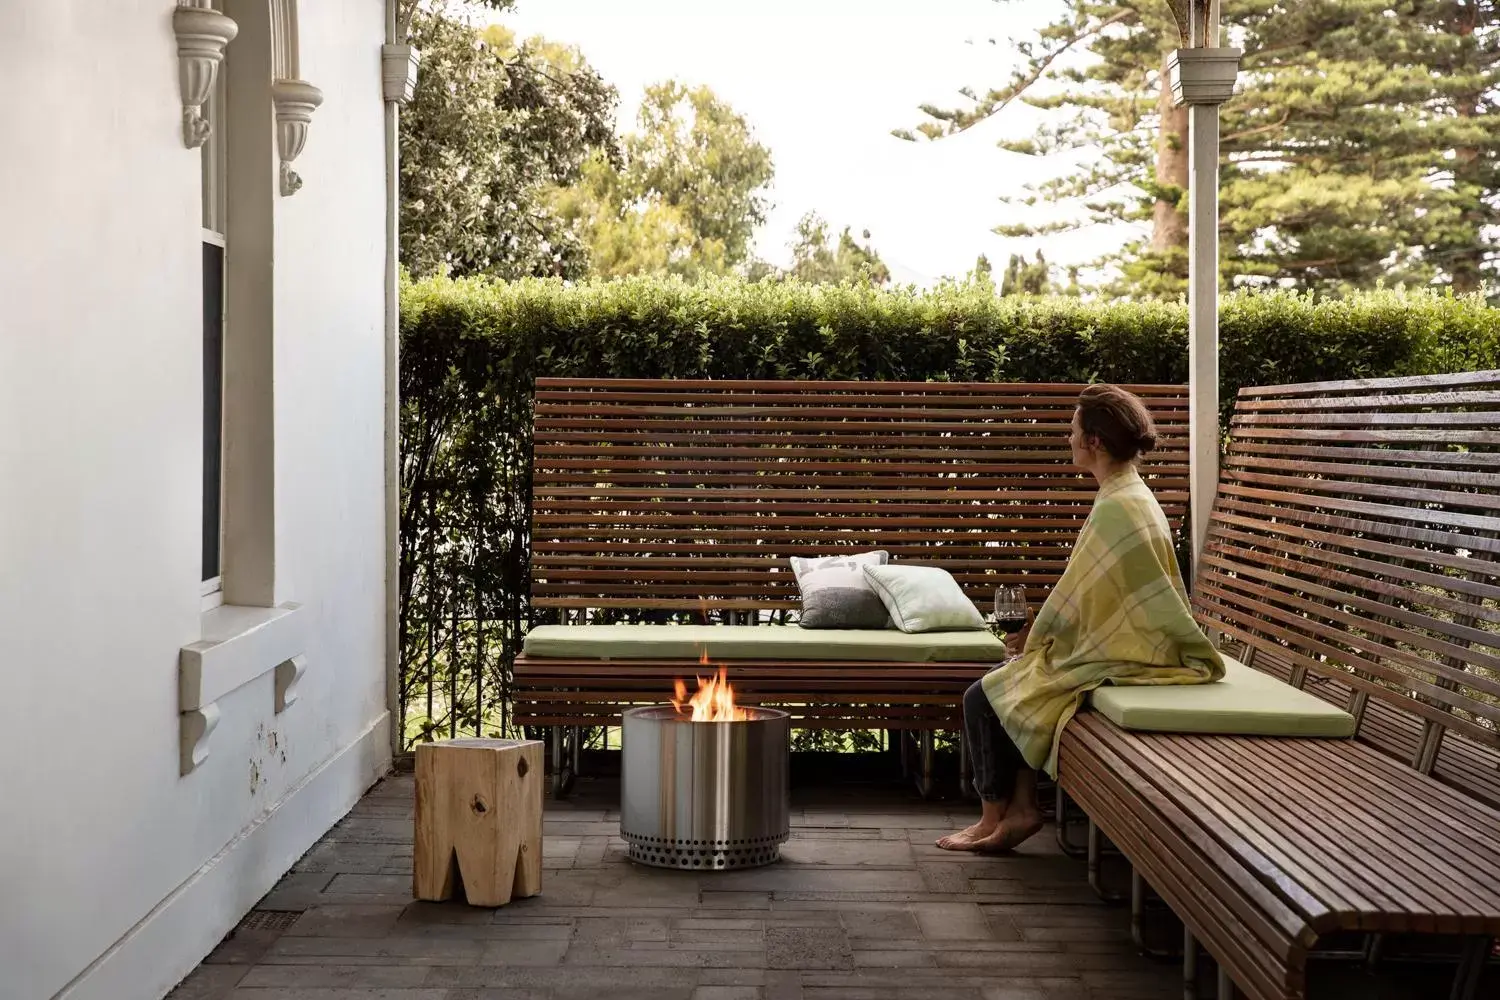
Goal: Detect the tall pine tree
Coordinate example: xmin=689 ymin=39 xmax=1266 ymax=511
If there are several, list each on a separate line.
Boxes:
xmin=901 ymin=1 xmax=1500 ymax=297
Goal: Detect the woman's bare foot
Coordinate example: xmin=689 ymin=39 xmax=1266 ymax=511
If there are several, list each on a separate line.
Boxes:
xmin=935 ymin=817 xmax=1000 ymax=851
xmin=969 ymin=811 xmax=1044 ymax=854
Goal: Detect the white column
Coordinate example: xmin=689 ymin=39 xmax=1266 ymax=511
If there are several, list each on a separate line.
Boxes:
xmin=383 ymin=0 xmax=418 ymax=756
xmin=1172 ymin=3 xmax=1237 ymax=569
xmin=1188 ymin=102 xmax=1219 ymax=563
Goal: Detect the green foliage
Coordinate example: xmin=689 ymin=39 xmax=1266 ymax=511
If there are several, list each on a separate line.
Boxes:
xmin=902 ymin=1 xmax=1500 ymax=298
xmin=399 ymin=7 xmax=617 ymax=279
xmin=398 ymin=275 xmax=1499 ymax=746
xmin=780 ymin=212 xmax=891 ymax=286
xmin=555 ymin=81 xmax=775 ymax=279
xmin=1000 ymin=251 xmax=1054 ymax=296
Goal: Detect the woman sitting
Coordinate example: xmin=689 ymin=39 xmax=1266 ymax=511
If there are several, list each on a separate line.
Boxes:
xmin=938 ymin=384 xmax=1224 ymax=853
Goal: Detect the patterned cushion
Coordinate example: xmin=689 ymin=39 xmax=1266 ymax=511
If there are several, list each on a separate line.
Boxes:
xmin=790 ymin=550 xmax=892 ymax=629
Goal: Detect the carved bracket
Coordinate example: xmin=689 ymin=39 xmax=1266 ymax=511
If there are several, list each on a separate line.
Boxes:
xmin=173 ymin=3 xmax=238 ymax=148
xmin=275 ymin=655 xmax=307 ymax=713
xmin=180 ymin=704 xmax=221 ymax=776
xmin=272 ymin=79 xmax=324 ymax=196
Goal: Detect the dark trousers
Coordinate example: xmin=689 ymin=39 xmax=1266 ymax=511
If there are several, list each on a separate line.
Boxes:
xmin=963 ymin=679 xmax=1027 ymax=802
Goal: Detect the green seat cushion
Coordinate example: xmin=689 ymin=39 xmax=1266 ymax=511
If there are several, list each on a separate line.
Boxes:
xmin=521 ymin=624 xmax=1006 ymax=663
xmin=1089 ymin=655 xmax=1355 ymax=738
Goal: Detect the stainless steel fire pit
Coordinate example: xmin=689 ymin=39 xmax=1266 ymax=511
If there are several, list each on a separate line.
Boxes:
xmin=621 ymin=705 xmax=790 ymax=870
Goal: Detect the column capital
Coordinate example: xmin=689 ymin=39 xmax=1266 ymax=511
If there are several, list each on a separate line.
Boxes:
xmin=1168 ymin=47 xmax=1242 ymax=107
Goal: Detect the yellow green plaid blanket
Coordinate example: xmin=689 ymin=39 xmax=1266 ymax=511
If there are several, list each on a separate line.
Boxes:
xmin=982 ymin=467 xmax=1224 ymax=777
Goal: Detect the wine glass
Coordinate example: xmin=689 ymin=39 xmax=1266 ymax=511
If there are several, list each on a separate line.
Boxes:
xmin=992 ymin=584 xmax=1029 ymax=637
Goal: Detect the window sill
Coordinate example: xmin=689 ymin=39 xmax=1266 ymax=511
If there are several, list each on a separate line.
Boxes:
xmin=178 ymin=602 xmax=306 ymax=775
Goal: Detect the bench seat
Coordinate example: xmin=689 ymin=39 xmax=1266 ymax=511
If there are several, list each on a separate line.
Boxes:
xmin=1055 ymin=370 xmax=1500 ymax=998
xmin=1060 ymin=711 xmax=1500 ymax=1000
xmin=520 ymin=623 xmax=1007 ymax=663
xmin=1089 ymin=656 xmax=1356 ymax=739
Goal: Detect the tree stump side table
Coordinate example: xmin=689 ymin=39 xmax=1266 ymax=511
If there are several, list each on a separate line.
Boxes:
xmin=413 ymin=738 xmax=543 ymax=906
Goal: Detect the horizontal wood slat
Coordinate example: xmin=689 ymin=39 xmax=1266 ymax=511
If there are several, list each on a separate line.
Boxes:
xmin=529 ymin=378 xmax=1190 ymax=613
xmin=511 ymin=655 xmax=991 ymax=729
xmin=1196 ymin=370 xmax=1500 ymax=761
xmin=1055 ymin=371 xmax=1500 ymax=1000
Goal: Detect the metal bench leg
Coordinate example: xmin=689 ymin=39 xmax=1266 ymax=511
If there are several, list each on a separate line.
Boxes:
xmin=958 ymin=734 xmax=975 ymax=800
xmin=1055 ymin=785 xmax=1089 ymax=858
xmin=1450 ymin=936 xmax=1492 ymax=1000
xmin=1216 ymin=964 xmax=1233 ymax=1000
xmin=549 ymin=726 xmax=565 ymax=798
xmin=917 ymin=730 xmax=935 ymax=799
xmin=1130 ymin=869 xmax=1179 ymax=959
xmin=1087 ymin=819 xmax=1127 ymax=903
xmin=1183 ymin=928 xmax=1198 ymax=1000
xmin=1363 ymin=932 xmax=1384 ymax=970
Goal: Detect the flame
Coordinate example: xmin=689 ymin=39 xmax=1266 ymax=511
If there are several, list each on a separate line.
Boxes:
xmin=671 ymin=649 xmax=749 ymax=722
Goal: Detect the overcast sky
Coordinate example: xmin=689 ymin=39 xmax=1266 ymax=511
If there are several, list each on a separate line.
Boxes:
xmin=501 ymin=0 xmax=1138 ymax=285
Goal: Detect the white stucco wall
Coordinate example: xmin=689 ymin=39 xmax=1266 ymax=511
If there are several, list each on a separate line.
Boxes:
xmin=0 ymin=3 xmax=391 ymax=999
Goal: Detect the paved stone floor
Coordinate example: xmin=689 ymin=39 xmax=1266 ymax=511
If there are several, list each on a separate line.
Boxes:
xmin=170 ymin=773 xmax=1492 ymax=1000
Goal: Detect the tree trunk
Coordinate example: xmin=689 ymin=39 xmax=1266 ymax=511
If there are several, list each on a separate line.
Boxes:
xmin=1151 ymin=55 xmax=1190 ymax=257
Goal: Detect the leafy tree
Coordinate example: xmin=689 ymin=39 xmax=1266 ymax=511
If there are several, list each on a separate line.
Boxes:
xmin=399 ymin=5 xmax=617 ymax=279
xmin=550 ymin=154 xmax=703 ymax=278
xmin=900 ymin=1 xmax=1500 ymax=297
xmin=897 ymin=2 xmax=1189 ymax=295
xmin=783 ymin=213 xmax=891 ymax=285
xmin=625 ymin=82 xmax=775 ymax=268
xmin=558 ymin=80 xmax=775 ymax=278
xmin=1000 ymin=251 xmax=1054 ymax=296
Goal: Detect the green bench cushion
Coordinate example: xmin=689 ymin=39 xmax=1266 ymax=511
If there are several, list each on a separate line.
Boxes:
xmin=521 ymin=624 xmax=1007 ymax=663
xmin=1089 ymin=655 xmax=1355 ymax=738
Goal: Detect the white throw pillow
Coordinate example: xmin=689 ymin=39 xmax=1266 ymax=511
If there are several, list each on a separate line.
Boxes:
xmin=860 ymin=564 xmax=986 ymax=634
xmin=790 ymin=550 xmax=891 ymax=629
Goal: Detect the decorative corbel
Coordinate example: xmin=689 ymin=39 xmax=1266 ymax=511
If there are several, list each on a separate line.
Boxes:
xmin=382 ymin=43 xmax=421 ymax=105
xmin=272 ymin=79 xmax=324 ymax=196
xmin=173 ymin=2 xmax=238 ymax=148
xmin=274 ymin=655 xmax=307 ymax=713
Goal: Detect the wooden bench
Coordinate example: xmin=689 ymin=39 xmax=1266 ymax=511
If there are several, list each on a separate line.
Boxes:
xmin=513 ymin=377 xmax=1190 ymax=791
xmin=1057 ymin=370 xmax=1500 ymax=1000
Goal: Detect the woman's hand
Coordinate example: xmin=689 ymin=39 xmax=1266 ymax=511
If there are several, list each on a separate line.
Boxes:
xmin=1004 ymin=607 xmax=1034 ymax=658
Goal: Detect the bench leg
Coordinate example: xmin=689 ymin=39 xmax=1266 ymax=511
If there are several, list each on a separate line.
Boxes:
xmin=1216 ymin=964 xmax=1233 ymax=1000
xmin=1087 ymin=820 xmax=1127 ymax=903
xmin=1055 ymin=785 xmax=1089 ymax=859
xmin=917 ymin=730 xmax=935 ymax=799
xmin=549 ymin=726 xmax=575 ymax=799
xmin=1183 ymin=928 xmax=1198 ymax=1000
xmin=1450 ymin=936 xmax=1492 ymax=1000
xmin=958 ymin=733 xmax=975 ymax=800
xmin=1130 ymin=869 xmax=1179 ymax=959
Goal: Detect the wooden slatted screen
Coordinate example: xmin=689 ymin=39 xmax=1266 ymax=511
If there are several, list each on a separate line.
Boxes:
xmin=1196 ymin=369 xmax=1500 ymax=802
xmin=530 ymin=378 xmax=1191 ymax=615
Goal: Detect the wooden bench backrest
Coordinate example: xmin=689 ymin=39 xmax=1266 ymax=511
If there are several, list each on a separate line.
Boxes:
xmin=530 ymin=378 xmax=1190 ymax=615
xmin=1197 ymin=369 xmax=1500 ymax=806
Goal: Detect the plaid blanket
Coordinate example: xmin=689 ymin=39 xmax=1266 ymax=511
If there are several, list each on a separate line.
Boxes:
xmin=981 ymin=467 xmax=1224 ymax=777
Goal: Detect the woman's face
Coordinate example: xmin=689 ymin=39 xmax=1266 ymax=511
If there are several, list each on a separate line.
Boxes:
xmin=1069 ymin=408 xmax=1093 ymax=470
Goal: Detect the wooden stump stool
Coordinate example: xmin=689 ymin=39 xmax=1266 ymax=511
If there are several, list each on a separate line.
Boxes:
xmin=413 ymin=738 xmax=543 ymax=907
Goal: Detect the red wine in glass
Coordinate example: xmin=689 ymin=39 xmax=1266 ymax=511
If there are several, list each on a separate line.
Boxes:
xmin=993 ymin=585 xmax=1028 ymax=635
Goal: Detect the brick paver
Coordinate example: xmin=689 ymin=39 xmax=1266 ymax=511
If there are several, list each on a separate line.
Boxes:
xmin=168 ymin=773 xmax=1487 ymax=1000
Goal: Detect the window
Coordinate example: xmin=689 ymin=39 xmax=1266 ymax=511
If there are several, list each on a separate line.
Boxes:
xmin=201 ymin=26 xmax=227 ymax=603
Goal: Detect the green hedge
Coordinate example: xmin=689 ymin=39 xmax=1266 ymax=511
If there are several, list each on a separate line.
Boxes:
xmin=398 ymin=275 xmax=1500 ymax=748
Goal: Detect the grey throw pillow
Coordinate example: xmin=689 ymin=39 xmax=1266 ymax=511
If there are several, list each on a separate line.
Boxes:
xmin=790 ymin=550 xmax=892 ymax=629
